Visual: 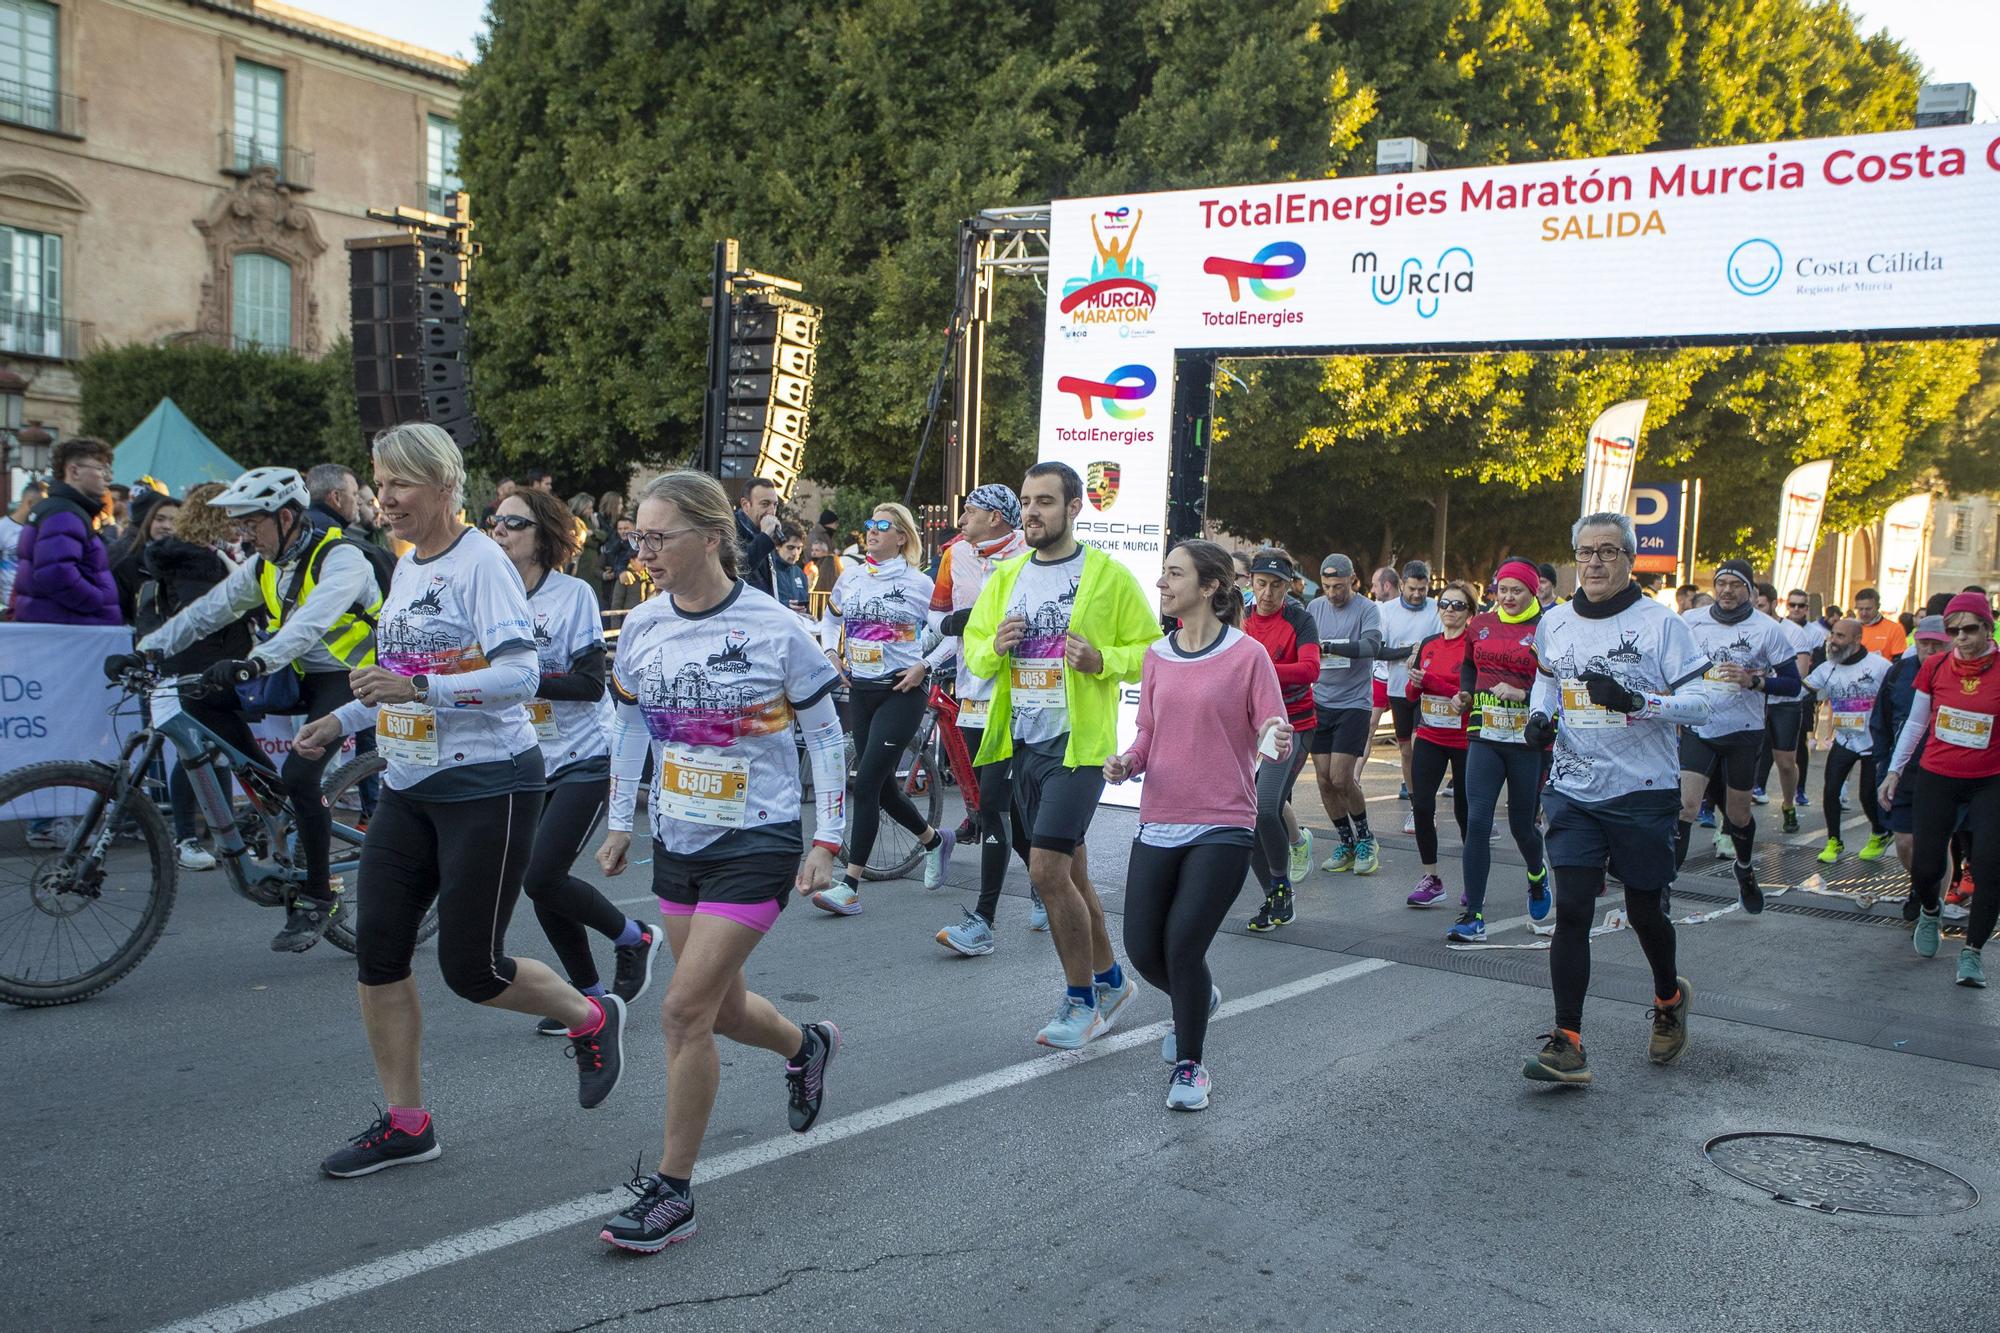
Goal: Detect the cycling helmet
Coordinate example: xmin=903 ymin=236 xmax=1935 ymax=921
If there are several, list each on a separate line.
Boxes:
xmin=213 ymin=467 xmax=310 ymax=518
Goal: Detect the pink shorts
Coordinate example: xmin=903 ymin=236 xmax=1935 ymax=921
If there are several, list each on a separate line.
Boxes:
xmin=651 ymin=847 xmax=796 ymax=935
xmin=658 ymin=898 xmax=784 ymax=933
xmin=1371 ymin=678 xmax=1390 ymax=709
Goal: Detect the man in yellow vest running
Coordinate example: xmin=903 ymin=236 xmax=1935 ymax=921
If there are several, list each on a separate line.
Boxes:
xmin=116 ymin=466 xmax=387 ymax=952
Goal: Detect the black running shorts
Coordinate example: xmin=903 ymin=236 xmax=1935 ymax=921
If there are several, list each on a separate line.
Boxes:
xmin=1311 ymin=706 xmax=1371 ymax=757
xmin=1013 ymin=735 xmax=1106 ymax=855
xmin=651 ymin=846 xmax=797 ymax=910
xmin=1764 ymin=702 xmax=1804 ymax=752
xmin=1678 ymin=729 xmax=1762 ymax=792
xmin=1542 ymin=788 xmax=1680 ymax=893
xmin=1389 ymin=696 xmax=1419 ymax=742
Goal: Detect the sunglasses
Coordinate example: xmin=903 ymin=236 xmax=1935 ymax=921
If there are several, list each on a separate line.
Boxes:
xmin=491 ymin=515 xmax=535 ymax=532
xmin=1947 ymin=622 xmax=1988 ymax=637
xmin=1436 ymin=599 xmax=1472 ymax=612
xmin=863 ymin=518 xmax=896 ymax=532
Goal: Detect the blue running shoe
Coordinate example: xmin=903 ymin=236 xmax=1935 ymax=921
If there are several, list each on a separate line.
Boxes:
xmin=1445 ymin=911 xmax=1485 ymax=943
xmin=1527 ymin=868 xmax=1552 ymax=923
xmin=1696 ymin=802 xmax=1716 ymax=829
xmin=1036 ymin=995 xmax=1102 ymax=1049
xmin=936 ymin=909 xmax=995 ymax=957
xmin=1027 ymin=889 xmax=1049 ymax=932
xmin=1167 ymin=1061 xmax=1211 ymax=1111
xmin=1095 ymin=972 xmax=1137 ymax=1031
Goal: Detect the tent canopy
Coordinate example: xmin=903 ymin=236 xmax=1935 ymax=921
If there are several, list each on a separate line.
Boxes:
xmin=112 ymin=398 xmax=243 ymax=496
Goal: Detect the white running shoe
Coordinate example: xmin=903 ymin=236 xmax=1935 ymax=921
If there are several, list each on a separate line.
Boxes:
xmin=176 ymin=838 xmax=217 ymax=871
xmin=1035 ymin=995 xmax=1104 ymax=1049
xmin=811 ymin=883 xmax=863 ymax=916
xmin=1095 ymin=972 xmax=1137 ymax=1031
xmin=1402 ymin=811 xmax=1417 ymax=835
xmin=1167 ymin=1061 xmax=1211 ymax=1111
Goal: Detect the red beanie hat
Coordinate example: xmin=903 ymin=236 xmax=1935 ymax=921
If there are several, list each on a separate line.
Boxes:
xmin=1495 ymin=559 xmax=1541 ymax=592
xmin=1945 ymin=591 xmax=1995 ymax=626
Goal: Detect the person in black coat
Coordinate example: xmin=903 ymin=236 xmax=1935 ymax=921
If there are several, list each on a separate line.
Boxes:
xmin=110 ymin=489 xmax=178 ymax=623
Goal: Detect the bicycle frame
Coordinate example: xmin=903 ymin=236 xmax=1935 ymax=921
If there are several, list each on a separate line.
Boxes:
xmin=925 ymin=684 xmax=980 ymax=816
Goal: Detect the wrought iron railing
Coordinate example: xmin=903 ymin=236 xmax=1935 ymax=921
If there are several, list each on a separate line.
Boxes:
xmin=219 ymin=131 xmax=314 ymax=189
xmin=0 ymin=77 xmax=83 ymax=136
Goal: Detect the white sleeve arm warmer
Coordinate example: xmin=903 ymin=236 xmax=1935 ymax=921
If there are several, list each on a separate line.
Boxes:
xmin=1890 ymin=693 xmax=1932 ymax=775
xmin=798 ymin=692 xmax=846 ymax=851
xmin=606 ymin=699 xmax=649 ymax=834
xmin=1639 ymin=689 xmax=1712 ymax=726
xmin=426 ymin=643 xmax=539 ymax=710
xmin=1529 ymin=671 xmax=1559 ymax=718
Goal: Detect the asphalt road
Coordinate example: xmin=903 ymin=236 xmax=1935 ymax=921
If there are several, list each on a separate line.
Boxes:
xmin=4 ymin=754 xmax=1993 ymax=1333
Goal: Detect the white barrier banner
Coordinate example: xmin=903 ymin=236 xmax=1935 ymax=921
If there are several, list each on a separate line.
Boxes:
xmin=1579 ymin=399 xmax=1648 ymax=519
xmin=1876 ymin=492 xmax=1931 ymax=618
xmin=1772 ymin=460 xmax=1836 ymax=598
xmin=0 ymin=624 xmax=139 ymax=820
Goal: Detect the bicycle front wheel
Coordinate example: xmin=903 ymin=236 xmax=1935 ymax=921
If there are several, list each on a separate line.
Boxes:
xmin=0 ymin=761 xmax=177 ymax=1007
xmin=858 ymin=726 xmax=946 ymax=882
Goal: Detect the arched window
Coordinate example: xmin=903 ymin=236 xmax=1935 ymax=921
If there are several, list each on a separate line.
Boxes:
xmin=231 ymin=251 xmax=291 ymax=349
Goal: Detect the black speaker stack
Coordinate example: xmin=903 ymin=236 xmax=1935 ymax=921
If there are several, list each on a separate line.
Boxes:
xmin=346 ymin=231 xmax=478 ymax=448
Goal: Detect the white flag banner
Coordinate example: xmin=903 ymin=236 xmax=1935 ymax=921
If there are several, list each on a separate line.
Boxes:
xmin=1876 ymin=492 xmax=1931 ymax=618
xmin=1771 ymin=460 xmax=1836 ymax=598
xmin=1579 ymin=399 xmax=1648 ymax=519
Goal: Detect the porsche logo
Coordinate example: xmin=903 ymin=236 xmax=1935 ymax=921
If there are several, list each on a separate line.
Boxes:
xmin=1086 ymin=461 xmax=1120 ymax=511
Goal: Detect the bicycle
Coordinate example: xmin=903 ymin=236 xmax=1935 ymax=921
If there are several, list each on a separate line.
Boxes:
xmin=0 ymin=665 xmax=425 ymax=1007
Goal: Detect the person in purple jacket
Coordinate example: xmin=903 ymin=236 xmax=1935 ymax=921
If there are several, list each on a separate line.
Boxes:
xmin=11 ymin=436 xmax=121 ymax=625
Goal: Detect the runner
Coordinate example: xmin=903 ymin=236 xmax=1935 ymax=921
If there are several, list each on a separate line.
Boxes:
xmin=1105 ymin=540 xmax=1288 ymax=1110
xmin=1379 ymin=562 xmax=1442 ymax=828
xmin=1675 ymin=559 xmax=1801 ymax=912
xmin=1240 ymin=546 xmax=1319 ymax=931
xmin=1449 ymin=559 xmax=1552 ymax=942
xmin=489 ymin=485 xmax=663 ymax=1033
xmin=962 ymin=461 xmax=1160 ymax=1048
xmin=1804 ymin=618 xmax=1891 ymax=865
xmin=1881 ymin=593 xmax=2000 ymax=989
xmin=589 ymin=470 xmax=847 ymax=1251
xmin=928 ymin=484 xmax=1041 ymax=955
xmin=1853 ymin=587 xmax=1909 ymax=661
xmin=1359 ymin=566 xmax=1399 ymax=780
xmin=813 ymin=502 xmax=950 ymax=915
xmin=292 ymin=423 xmax=625 ymax=1178
xmin=1306 ymin=555 xmax=1385 ymax=876
xmin=1521 ymin=511 xmax=1711 ymax=1086
xmin=1404 ymin=581 xmax=1476 ymax=909
xmin=1755 ymin=587 xmax=1827 ymax=832
xmin=1874 ymin=617 xmax=1949 ymax=915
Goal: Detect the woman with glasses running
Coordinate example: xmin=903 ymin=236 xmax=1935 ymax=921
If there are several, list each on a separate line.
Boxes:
xmin=489 ymin=487 xmax=664 ymax=1033
xmin=811 ymin=504 xmax=952 ymax=916
xmin=1881 ymin=592 xmax=2000 ymax=989
xmin=1404 ymin=582 xmax=1477 ymax=910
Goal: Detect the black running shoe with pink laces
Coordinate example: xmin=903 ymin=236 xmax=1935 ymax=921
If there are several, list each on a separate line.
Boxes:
xmin=321 ymin=1112 xmax=441 ymax=1178
xmin=600 ymin=1162 xmax=696 ymax=1253
xmin=568 ymin=994 xmax=627 ymax=1109
xmin=785 ymin=1021 xmax=839 ymax=1132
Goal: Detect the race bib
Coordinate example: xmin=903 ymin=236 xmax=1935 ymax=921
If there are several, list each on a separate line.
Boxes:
xmin=1831 ymin=697 xmax=1872 ymax=732
xmin=1935 ymin=706 xmax=1993 ymax=751
xmin=377 ymin=703 xmax=439 ymax=765
xmin=1560 ymin=679 xmax=1623 ymax=729
xmin=657 ymin=745 xmax=751 ymax=827
xmin=1013 ymin=657 xmax=1065 ymax=711
xmin=525 ymin=699 xmax=560 ymax=741
xmin=1420 ymin=693 xmax=1463 ymax=730
xmin=1701 ymin=665 xmax=1741 ymax=695
xmin=849 ymin=641 xmax=885 ymax=671
xmin=958 ymin=696 xmax=990 ymax=726
xmin=1480 ymin=696 xmax=1528 ymax=742
xmin=1323 ymin=652 xmax=1351 ymax=670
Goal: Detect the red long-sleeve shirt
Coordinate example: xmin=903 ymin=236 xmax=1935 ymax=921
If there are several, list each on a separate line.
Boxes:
xmin=1243 ymin=601 xmax=1321 ymax=727
xmin=1407 ymin=630 xmax=1471 ymax=750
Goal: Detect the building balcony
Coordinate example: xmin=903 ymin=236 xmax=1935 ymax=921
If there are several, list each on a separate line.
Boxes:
xmin=0 ymin=78 xmax=84 ymax=138
xmin=0 ymin=311 xmax=89 ymax=362
xmin=219 ymin=132 xmax=314 ymax=190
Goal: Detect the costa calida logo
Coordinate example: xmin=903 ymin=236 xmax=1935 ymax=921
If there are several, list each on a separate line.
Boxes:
xmin=1059 ymin=208 xmax=1158 ymax=326
xmin=1056 ymin=364 xmax=1157 ymax=420
xmin=1203 ymin=241 xmax=1306 ymax=302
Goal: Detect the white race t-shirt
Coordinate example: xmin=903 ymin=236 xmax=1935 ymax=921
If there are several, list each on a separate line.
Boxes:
xmin=528 ymin=569 xmax=609 ymax=779
xmin=1006 ymin=549 xmax=1084 ymax=746
xmin=371 ymin=529 xmax=539 ymax=793
xmin=1782 ymin=617 xmax=1828 ymax=659
xmin=1378 ymin=596 xmax=1442 ymax=697
xmin=828 ymin=557 xmax=934 ymax=682
xmin=1536 ymin=592 xmax=1710 ymax=803
xmin=612 ymin=582 xmax=840 ymax=859
xmin=1679 ymin=606 xmax=1799 ymax=740
xmin=1805 ymin=653 xmax=1890 ymax=754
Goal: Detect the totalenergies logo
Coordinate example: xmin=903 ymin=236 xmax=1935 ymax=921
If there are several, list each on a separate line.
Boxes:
xmin=1060 ymin=208 xmax=1158 ymax=325
xmin=1056 ymin=364 xmax=1156 ymax=420
xmin=1203 ymin=241 xmax=1306 ymax=302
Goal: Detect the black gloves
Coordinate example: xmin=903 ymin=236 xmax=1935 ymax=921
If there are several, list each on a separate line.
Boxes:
xmin=1523 ymin=712 xmax=1558 ymax=749
xmin=938 ymin=608 xmax=972 ymax=638
xmin=201 ymin=658 xmax=264 ymax=691
xmin=1578 ymin=668 xmax=1645 ymax=715
xmin=102 ymin=652 xmax=147 ymax=682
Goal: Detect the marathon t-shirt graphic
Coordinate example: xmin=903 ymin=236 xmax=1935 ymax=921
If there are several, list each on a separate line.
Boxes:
xmin=528 ymin=568 xmax=609 ymax=780
xmin=1007 ymin=551 xmax=1082 ymax=746
xmin=1804 ymin=653 xmax=1890 ymax=754
xmin=1535 ymin=595 xmax=1709 ymax=803
xmin=828 ymin=558 xmax=933 ymax=682
xmin=1679 ymin=606 xmax=1799 ymax=739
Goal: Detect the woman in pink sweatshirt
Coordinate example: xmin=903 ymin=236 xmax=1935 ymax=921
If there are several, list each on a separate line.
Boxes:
xmin=1105 ymin=539 xmax=1289 ymax=1111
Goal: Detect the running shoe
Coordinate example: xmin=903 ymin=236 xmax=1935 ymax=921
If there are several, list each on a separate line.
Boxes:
xmin=176 ymin=838 xmax=216 ymax=871
xmin=1035 ymin=995 xmax=1103 ymax=1049
xmin=271 ymin=895 xmax=335 ymax=953
xmin=1162 ymin=984 xmax=1222 ymax=1064
xmin=937 ymin=909 xmax=996 ymax=956
xmin=785 ymin=1021 xmax=839 ymax=1131
xmin=1733 ymin=861 xmax=1764 ymax=915
xmin=1942 ymin=884 xmax=1972 ymax=922
xmin=1696 ymin=803 xmax=1715 ymax=829
xmin=1406 ymin=874 xmax=1447 ymax=909
xmin=1781 ymin=806 xmax=1800 ymax=835
xmin=613 ymin=924 xmax=664 ymax=1004
xmin=1027 ymin=890 xmax=1049 ymax=932
xmin=1914 ymin=908 xmax=1942 ymax=958
xmin=1246 ymin=887 xmax=1295 ymax=932
xmin=23 ymin=818 xmax=72 ymax=850
xmin=954 ymin=817 xmax=976 ymax=843
xmin=1095 ymin=972 xmax=1137 ymax=1030
xmin=1445 ymin=911 xmax=1485 ymax=943
xmin=1320 ymin=842 xmax=1357 ymax=874
xmin=1167 ymin=1061 xmax=1211 ymax=1111
xmin=1817 ymin=838 xmax=1844 ymax=865
xmin=1858 ymin=832 xmax=1890 ymax=862
xmin=321 ymin=1112 xmax=441 ymax=1178
xmin=601 ymin=1166 xmax=696 ymax=1253
xmin=569 ymin=994 xmax=627 ymax=1109
xmin=1440 ymin=781 xmax=1455 ymax=800
xmin=1522 ymin=1030 xmax=1592 ymax=1085
xmin=1288 ymin=830 xmax=1313 ymax=882
xmin=1795 ymin=791 xmax=1810 ymax=809
xmin=1750 ymin=787 xmax=1768 ymax=805
xmin=922 ymin=828 xmax=956 ymax=889
xmin=1398 ymin=782 xmax=1410 ymax=801
xmin=1352 ymin=837 xmax=1380 ymax=875
xmin=1401 ymin=810 xmax=1417 ymax=835
xmin=1956 ymin=948 xmax=1987 ymax=989
xmin=1712 ymin=827 xmax=1732 ymax=861
xmin=1647 ymin=976 xmax=1692 ymax=1065
xmin=811 ymin=883 xmax=863 ymax=916
xmin=1526 ymin=869 xmax=1552 ymax=923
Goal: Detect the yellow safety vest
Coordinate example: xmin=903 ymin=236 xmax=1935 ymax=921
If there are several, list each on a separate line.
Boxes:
xmin=257 ymin=527 xmax=381 ymax=673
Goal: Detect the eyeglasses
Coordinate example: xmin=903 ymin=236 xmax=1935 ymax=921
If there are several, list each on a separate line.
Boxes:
xmin=71 ymin=460 xmax=114 ymax=476
xmin=1947 ymin=621 xmax=1988 ymax=637
xmin=863 ymin=518 xmax=896 ymax=533
xmin=1786 ymin=601 xmax=1808 ymax=609
xmin=1436 ymin=599 xmax=1472 ymax=612
xmin=492 ymin=515 xmax=535 ymax=532
xmin=1573 ymin=546 xmax=1630 ymax=564
xmin=633 ymin=527 xmax=700 ymax=553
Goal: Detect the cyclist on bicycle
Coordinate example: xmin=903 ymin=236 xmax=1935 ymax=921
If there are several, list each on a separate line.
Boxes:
xmin=104 ymin=466 xmax=386 ymax=953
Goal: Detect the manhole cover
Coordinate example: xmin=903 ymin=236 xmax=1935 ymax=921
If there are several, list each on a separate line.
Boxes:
xmin=1703 ymin=1133 xmax=1979 ymax=1216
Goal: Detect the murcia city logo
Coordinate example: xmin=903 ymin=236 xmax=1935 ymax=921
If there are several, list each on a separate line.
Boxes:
xmin=1355 ymin=245 xmax=1474 ymax=318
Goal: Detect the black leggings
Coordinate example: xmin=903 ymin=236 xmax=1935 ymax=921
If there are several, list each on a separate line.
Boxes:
xmin=355 ymin=783 xmax=540 ymax=1002
xmin=525 ymin=780 xmax=626 ymax=991
xmin=1822 ymin=745 xmax=1883 ymax=843
xmin=960 ymin=727 xmax=1031 ymax=924
xmin=1549 ymin=864 xmax=1679 ymax=1032
xmin=1910 ymin=768 xmax=2000 ymax=950
xmin=846 ymin=681 xmax=931 ymax=866
xmin=1250 ymin=732 xmax=1312 ymax=890
xmin=1409 ymin=738 xmax=1467 ymax=865
xmin=1122 ymin=838 xmax=1251 ymax=1065
xmin=1461 ymin=741 xmax=1548 ymax=916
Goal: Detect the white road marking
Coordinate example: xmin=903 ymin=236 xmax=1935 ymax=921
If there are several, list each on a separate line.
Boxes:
xmin=149 ymin=958 xmax=1396 ymax=1333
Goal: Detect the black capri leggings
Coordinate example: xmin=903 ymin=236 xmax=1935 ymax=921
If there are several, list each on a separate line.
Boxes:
xmin=1461 ymin=740 xmax=1548 ymax=917
xmin=959 ymin=726 xmax=1032 ymax=925
xmin=1909 ymin=767 xmax=2000 ymax=951
xmin=1122 ymin=837 xmax=1252 ymax=1066
xmin=1409 ymin=737 xmax=1467 ymax=865
xmin=1250 ymin=731 xmax=1313 ymax=891
xmin=846 ymin=681 xmax=931 ymax=866
xmin=354 ymin=783 xmax=541 ymax=1002
xmin=525 ymin=780 xmax=626 ymax=991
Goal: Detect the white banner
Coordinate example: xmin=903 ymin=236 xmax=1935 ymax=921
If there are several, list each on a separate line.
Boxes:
xmin=0 ymin=624 xmax=139 ymax=820
xmin=1579 ymin=399 xmax=1648 ymax=518
xmin=1771 ymin=460 xmax=1835 ymax=598
xmin=1877 ymin=492 xmax=1932 ymax=617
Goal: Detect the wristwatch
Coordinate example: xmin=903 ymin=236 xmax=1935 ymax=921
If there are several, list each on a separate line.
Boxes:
xmin=411 ymin=673 xmax=431 ymax=703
